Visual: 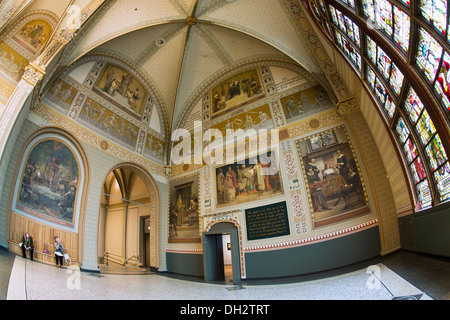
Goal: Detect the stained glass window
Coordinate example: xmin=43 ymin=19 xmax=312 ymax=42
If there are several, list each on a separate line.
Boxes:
xmin=405 ymin=87 xmax=425 ymax=123
xmin=363 ymin=1 xmax=410 ymax=52
xmin=338 ymin=0 xmax=356 ymax=8
xmin=367 ymin=37 xmax=377 ymax=64
xmin=404 ymin=86 xmax=450 ymax=202
xmin=416 ymin=110 xmax=437 ymax=145
xmin=435 ymin=51 xmax=450 ymax=111
xmin=335 ymin=31 xmax=361 ymax=70
xmin=330 ymin=6 xmax=360 ymax=46
xmin=416 ymin=28 xmax=443 ymax=82
xmin=393 ymin=6 xmax=410 ymax=51
xmin=366 ymin=65 xmax=376 ymax=87
xmin=420 ymin=0 xmax=448 ymax=36
xmin=396 ymin=117 xmax=433 ymax=209
xmin=366 ymin=36 xmax=405 ymax=96
xmin=417 ymin=180 xmax=433 ymax=208
xmin=390 ymin=63 xmax=404 ymax=95
xmin=384 ymin=94 xmax=397 ymax=119
xmin=435 ymin=163 xmax=450 ymax=201
xmin=377 ymin=46 xmax=392 ymax=79
xmin=374 ymin=77 xmax=388 ymax=102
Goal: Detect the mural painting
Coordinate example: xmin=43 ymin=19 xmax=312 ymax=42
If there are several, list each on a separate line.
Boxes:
xmin=145 ymin=133 xmax=165 ymax=161
xmin=212 ymin=69 xmax=265 ymax=118
xmin=16 ymin=139 xmax=80 ymax=226
xmin=0 ymin=41 xmax=28 ymax=81
xmin=296 ymin=126 xmax=369 ymax=228
xmin=94 ymin=64 xmax=147 ymax=118
xmin=169 ymin=173 xmax=200 ymax=243
xmin=215 ymin=152 xmax=283 ymax=208
xmin=11 ymin=19 xmax=52 ymax=56
xmin=78 ymin=97 xmax=140 ymax=148
xmin=45 ymin=79 xmax=78 ymax=112
xmin=280 ymin=85 xmax=334 ymax=123
xmin=210 ymin=104 xmax=273 ymax=137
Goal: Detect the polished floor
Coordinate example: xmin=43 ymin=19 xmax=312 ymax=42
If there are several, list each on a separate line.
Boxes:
xmin=1 ymin=247 xmax=449 ymax=301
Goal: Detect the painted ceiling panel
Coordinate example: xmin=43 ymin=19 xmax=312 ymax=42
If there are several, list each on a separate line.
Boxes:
xmin=141 ymin=25 xmax=190 ymax=124
xmin=94 ymin=23 xmax=181 ymax=62
xmin=198 ymin=0 xmax=319 ymax=73
xmin=61 ymin=0 xmax=187 ymax=65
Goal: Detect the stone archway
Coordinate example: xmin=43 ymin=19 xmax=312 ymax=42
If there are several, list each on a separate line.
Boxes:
xmin=97 ymin=163 xmax=160 ymax=271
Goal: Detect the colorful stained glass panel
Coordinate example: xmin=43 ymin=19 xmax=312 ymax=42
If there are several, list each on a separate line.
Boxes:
xmin=420 ymin=0 xmax=448 ymax=36
xmin=403 ymin=138 xmax=418 ymax=163
xmin=393 ymin=6 xmax=410 ymax=51
xmin=417 ymin=179 xmax=433 ymax=209
xmin=396 ymin=117 xmax=410 ymax=143
xmin=434 ymin=51 xmax=450 ymax=111
xmin=416 ymin=110 xmax=437 ymax=145
xmin=405 ymin=88 xmax=424 ymax=123
xmin=411 ymin=157 xmax=427 ymax=183
xmin=390 ymin=63 xmax=404 ymax=95
xmin=416 ymin=28 xmax=443 ymax=82
xmin=435 ymin=163 xmax=450 ymax=201
xmin=377 ymin=47 xmax=392 ymax=79
xmin=384 ymin=94 xmax=396 ymax=119
xmin=425 ymin=135 xmax=448 ymax=170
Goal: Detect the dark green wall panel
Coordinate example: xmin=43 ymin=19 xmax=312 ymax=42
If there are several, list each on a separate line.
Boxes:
xmin=166 ymin=252 xmax=204 ymax=277
xmin=244 ymin=226 xmax=381 ymax=279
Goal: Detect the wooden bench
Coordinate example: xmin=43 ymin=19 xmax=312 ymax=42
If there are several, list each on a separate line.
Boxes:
xmin=9 ymin=241 xmax=74 ymax=266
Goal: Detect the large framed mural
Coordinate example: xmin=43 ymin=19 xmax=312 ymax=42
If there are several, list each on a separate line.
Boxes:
xmin=212 ymin=69 xmax=265 ymax=118
xmin=215 ymin=152 xmax=284 ymax=208
xmin=13 ymin=134 xmax=85 ymax=231
xmin=296 ymin=125 xmax=369 ymax=228
xmin=94 ymin=63 xmax=147 ymax=119
xmin=168 ymin=173 xmax=201 ymax=243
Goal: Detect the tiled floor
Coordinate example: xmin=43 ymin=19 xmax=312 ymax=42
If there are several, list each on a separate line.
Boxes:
xmin=1 ymin=248 xmax=449 ymax=300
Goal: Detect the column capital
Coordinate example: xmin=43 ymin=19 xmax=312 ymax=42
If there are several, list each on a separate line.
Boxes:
xmin=21 ymin=62 xmax=45 ymax=86
xmin=336 ymin=97 xmax=359 ymax=116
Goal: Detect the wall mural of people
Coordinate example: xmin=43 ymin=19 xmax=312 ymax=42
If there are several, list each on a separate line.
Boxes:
xmin=280 ymin=85 xmax=334 ymax=123
xmin=211 ymin=69 xmax=265 ymax=118
xmin=296 ymin=126 xmax=369 ymax=228
xmin=94 ymin=64 xmax=147 ymax=118
xmin=11 ymin=19 xmax=53 ymax=56
xmin=16 ymin=138 xmax=80 ymax=226
xmin=215 ymin=152 xmax=283 ymax=208
xmin=168 ymin=173 xmax=200 ymax=243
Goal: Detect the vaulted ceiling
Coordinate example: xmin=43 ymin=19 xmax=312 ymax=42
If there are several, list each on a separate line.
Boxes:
xmin=41 ymin=0 xmax=325 ymax=134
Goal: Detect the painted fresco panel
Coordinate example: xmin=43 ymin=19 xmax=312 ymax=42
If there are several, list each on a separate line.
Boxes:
xmin=78 ymin=97 xmax=139 ymax=148
xmin=215 ymin=152 xmax=284 ymax=208
xmin=212 ymin=69 xmax=265 ymax=118
xmin=280 ymin=85 xmax=334 ymax=123
xmin=11 ymin=19 xmax=52 ymax=56
xmin=169 ymin=173 xmax=201 ymax=243
xmin=296 ymin=126 xmax=369 ymax=228
xmin=94 ymin=64 xmax=147 ymax=118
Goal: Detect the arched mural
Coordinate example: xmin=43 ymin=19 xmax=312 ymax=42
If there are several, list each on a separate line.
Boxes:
xmin=42 ymin=58 xmax=167 ymax=165
xmin=12 ymin=129 xmax=87 ymax=232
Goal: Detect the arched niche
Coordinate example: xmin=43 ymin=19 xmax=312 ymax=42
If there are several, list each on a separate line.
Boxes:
xmin=97 ymin=163 xmax=161 ymax=270
xmin=8 ymin=127 xmax=89 ymax=265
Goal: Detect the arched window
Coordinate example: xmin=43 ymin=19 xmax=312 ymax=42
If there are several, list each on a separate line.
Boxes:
xmin=307 ymin=0 xmax=450 ymax=210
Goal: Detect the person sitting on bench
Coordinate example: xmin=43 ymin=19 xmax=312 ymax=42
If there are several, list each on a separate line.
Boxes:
xmin=21 ymin=232 xmax=34 ymax=261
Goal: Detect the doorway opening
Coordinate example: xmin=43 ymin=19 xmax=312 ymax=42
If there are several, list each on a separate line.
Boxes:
xmin=97 ymin=166 xmax=153 ymax=274
xmin=203 ymin=223 xmax=241 ymax=284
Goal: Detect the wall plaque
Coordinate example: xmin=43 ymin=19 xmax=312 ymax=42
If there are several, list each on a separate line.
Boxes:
xmin=245 ymin=201 xmax=290 ymax=241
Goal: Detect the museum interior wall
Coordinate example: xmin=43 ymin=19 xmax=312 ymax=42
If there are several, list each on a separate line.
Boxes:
xmin=0 ymin=0 xmax=448 ymax=282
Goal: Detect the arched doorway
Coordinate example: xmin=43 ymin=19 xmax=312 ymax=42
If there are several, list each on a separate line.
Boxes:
xmin=97 ymin=164 xmax=160 ymax=273
xmin=203 ymin=222 xmax=241 ymax=285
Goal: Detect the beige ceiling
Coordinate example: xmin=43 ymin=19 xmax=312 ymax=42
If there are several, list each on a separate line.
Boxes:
xmin=40 ymin=0 xmax=323 ymax=133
